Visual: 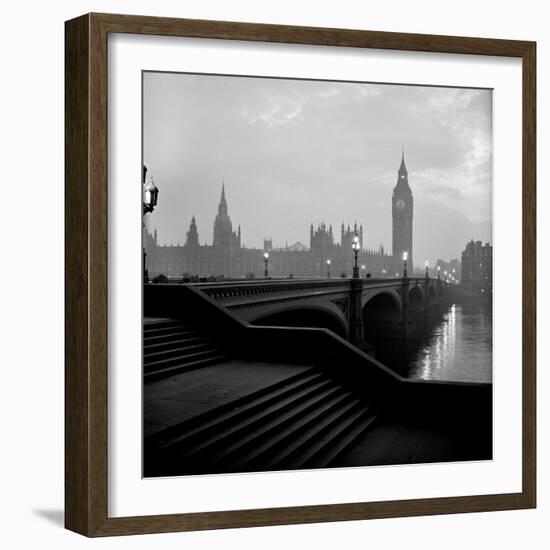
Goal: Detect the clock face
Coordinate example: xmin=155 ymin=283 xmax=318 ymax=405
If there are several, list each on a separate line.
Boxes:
xmin=396 ymin=199 xmax=406 ymax=211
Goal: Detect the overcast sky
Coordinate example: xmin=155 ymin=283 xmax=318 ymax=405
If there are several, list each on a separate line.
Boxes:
xmin=143 ymin=72 xmax=492 ymax=266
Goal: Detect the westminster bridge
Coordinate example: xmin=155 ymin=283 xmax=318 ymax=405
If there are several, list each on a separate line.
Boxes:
xmin=147 ymin=275 xmax=453 ymax=352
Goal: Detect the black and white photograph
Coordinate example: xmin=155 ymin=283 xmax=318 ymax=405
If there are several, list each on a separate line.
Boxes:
xmin=142 ymin=71 xmax=493 ymax=478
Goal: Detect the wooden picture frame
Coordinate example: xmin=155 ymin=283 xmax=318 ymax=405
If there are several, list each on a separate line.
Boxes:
xmin=65 ymin=12 xmax=536 ymax=537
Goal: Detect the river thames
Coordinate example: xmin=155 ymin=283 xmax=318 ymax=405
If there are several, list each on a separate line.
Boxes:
xmin=407 ymin=302 xmax=492 ymax=384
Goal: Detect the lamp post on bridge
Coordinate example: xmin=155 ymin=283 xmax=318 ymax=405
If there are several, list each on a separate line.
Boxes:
xmin=402 ymin=251 xmax=408 ymax=279
xmin=326 ymin=259 xmax=331 ymax=278
xmin=263 ymin=252 xmax=270 ymax=278
xmin=142 ymin=165 xmax=159 ymax=283
xmin=352 ymin=234 xmax=360 ymax=279
xmin=349 ymin=233 xmax=363 ymax=346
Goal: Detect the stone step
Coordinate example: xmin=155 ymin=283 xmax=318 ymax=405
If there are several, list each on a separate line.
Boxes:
xmin=144 ymin=354 xmax=229 ymax=381
xmin=144 ymin=341 xmax=218 ymax=362
xmin=144 ymin=348 xmax=224 ymax=372
xmin=262 ymin=399 xmax=365 ymax=470
xmin=308 ymin=409 xmax=380 ymax=468
xmin=161 ymin=377 xmax=337 ymax=466
xmin=281 ymin=406 xmax=378 ymax=470
xmin=143 ymin=325 xmax=196 ymax=338
xmin=146 ymin=368 xmax=320 ymax=449
xmin=230 ymin=391 xmax=357 ymax=471
xmin=144 ymin=335 xmax=210 ymax=352
xmin=144 ymin=319 xmax=190 ymax=332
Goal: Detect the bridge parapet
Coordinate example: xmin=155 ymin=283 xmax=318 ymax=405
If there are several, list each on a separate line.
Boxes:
xmin=191 ymin=277 xmax=448 ymax=308
xmin=194 ymin=277 xmax=435 ymax=300
xmin=194 ymin=278 xmax=353 ymax=308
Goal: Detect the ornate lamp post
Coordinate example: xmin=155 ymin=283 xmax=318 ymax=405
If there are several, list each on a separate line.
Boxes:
xmin=142 ymin=166 xmax=159 ymax=282
xmin=349 ymin=236 xmax=363 ymax=344
xmin=143 ymin=179 xmax=159 ymax=215
xmin=361 ymin=264 xmax=366 ymax=278
xmin=402 ymin=251 xmax=408 ymax=278
xmin=352 ymin=234 xmax=360 ymax=279
xmin=326 ymin=259 xmax=331 ymax=278
xmin=425 ymin=259 xmax=429 ymax=278
xmin=263 ymin=252 xmax=269 ymax=278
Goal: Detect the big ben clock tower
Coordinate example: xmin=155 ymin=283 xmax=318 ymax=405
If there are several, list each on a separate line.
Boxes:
xmin=392 ymin=149 xmax=414 ymax=270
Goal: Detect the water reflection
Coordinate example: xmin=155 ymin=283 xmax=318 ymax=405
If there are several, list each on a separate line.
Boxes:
xmin=407 ymin=303 xmax=492 ymax=383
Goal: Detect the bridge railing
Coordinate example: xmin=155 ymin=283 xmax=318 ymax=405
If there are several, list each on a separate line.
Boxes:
xmin=190 ymin=276 xmax=438 ymax=305
xmin=192 ymin=278 xmax=353 ymax=306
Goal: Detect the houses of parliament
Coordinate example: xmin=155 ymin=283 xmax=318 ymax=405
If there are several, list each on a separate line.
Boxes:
xmin=144 ymin=152 xmax=414 ymax=279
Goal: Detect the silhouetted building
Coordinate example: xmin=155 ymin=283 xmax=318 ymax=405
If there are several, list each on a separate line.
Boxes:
xmin=461 ymin=240 xmax=492 ymax=293
xmin=144 ymin=153 xmax=414 ymax=279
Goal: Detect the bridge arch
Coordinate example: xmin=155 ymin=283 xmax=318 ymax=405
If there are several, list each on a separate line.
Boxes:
xmin=361 ymin=288 xmax=402 ymax=312
xmin=249 ymin=303 xmax=349 ymax=339
xmin=409 ymin=285 xmax=425 ymax=312
xmin=362 ymin=291 xmax=402 ymax=341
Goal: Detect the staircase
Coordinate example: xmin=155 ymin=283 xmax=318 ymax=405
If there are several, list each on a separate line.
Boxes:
xmin=144 ymin=366 xmax=379 ymax=477
xmin=144 ymin=319 xmax=229 ymax=381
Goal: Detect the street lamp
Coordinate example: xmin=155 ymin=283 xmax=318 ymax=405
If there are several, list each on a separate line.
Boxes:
xmin=402 ymin=251 xmax=408 ymax=278
xmin=142 ymin=167 xmax=159 ymax=283
xmin=382 ymin=269 xmax=386 ymax=277
xmin=352 ymin=233 xmax=360 ymax=278
xmin=425 ymin=259 xmax=429 ymax=278
xmin=361 ymin=264 xmax=366 ymax=278
xmin=263 ymin=252 xmax=269 ymax=278
xmin=326 ymin=259 xmax=331 ymax=278
xmin=143 ymin=176 xmax=159 ymax=215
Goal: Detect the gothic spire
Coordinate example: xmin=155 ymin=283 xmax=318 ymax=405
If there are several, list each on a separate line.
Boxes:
xmin=218 ymin=181 xmax=228 ymax=218
xmin=398 ymin=147 xmax=408 ymax=180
